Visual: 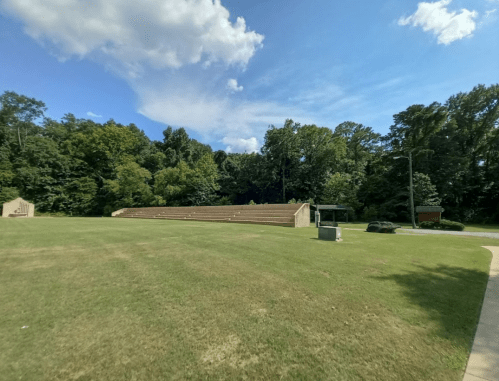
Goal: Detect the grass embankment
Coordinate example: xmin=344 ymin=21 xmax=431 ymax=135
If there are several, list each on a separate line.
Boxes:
xmin=0 ymin=218 xmax=496 ymax=380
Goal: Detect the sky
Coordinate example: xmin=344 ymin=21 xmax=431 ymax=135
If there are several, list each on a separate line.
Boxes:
xmin=0 ymin=0 xmax=498 ymax=153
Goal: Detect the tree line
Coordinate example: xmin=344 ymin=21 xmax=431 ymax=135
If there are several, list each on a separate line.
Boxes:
xmin=0 ymin=83 xmax=498 ymax=223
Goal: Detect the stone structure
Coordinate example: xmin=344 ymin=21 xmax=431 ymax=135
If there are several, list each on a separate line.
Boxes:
xmin=318 ymin=226 xmax=342 ymax=241
xmin=2 ymin=197 xmax=34 ymax=218
xmin=416 ymin=206 xmax=444 ymax=224
xmin=113 ymin=203 xmax=310 ymax=228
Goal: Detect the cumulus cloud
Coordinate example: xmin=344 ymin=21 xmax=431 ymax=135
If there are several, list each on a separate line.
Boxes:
xmin=398 ymin=0 xmax=478 ymax=45
xmin=226 ymin=78 xmax=243 ymax=92
xmin=136 ymin=78 xmax=317 ymax=140
xmin=2 ymin=0 xmax=330 ymax=146
xmin=0 ymin=0 xmax=264 ymax=74
xmin=222 ymin=137 xmax=259 ymax=153
xmin=87 ymin=111 xmax=102 ymax=118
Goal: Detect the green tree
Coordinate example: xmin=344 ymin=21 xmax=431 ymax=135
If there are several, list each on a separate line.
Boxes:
xmin=154 ymin=154 xmax=220 ymax=206
xmin=295 ymin=124 xmax=346 ymax=202
xmin=261 ymin=119 xmax=302 ymax=203
xmin=57 ymin=177 xmax=98 ymax=215
xmin=384 ymin=102 xmax=448 ymax=155
xmin=322 ymin=172 xmax=362 ymax=210
xmin=0 ymin=91 xmax=46 ymax=150
xmin=72 ymin=121 xmax=142 ymax=180
xmin=412 ymin=172 xmax=441 ymax=207
xmin=104 ymin=161 xmax=153 ymax=209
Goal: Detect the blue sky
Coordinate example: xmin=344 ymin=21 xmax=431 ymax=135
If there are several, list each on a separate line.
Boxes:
xmin=1 ymin=0 xmax=498 ymax=153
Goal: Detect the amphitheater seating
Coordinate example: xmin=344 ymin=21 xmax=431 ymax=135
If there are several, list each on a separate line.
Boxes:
xmin=112 ymin=204 xmax=310 ymax=228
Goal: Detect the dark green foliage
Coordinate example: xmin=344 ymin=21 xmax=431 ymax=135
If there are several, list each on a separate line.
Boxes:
xmin=419 ymin=221 xmax=436 ymax=229
xmin=0 ymin=187 xmax=19 ymax=204
xmin=0 ymin=84 xmax=498 ymax=221
xmin=419 ymin=219 xmax=465 ymax=231
xmin=366 ymin=221 xmax=401 ymax=233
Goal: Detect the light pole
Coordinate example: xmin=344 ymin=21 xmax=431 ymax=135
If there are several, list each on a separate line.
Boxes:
xmin=394 ymin=150 xmax=416 ymax=229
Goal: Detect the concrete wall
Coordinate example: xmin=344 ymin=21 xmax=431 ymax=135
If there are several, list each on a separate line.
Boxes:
xmin=111 ymin=208 xmax=127 ymax=217
xmin=2 ymin=198 xmax=34 ymax=218
xmin=294 ymin=203 xmax=311 ymax=227
xmin=114 ymin=203 xmax=311 ymax=227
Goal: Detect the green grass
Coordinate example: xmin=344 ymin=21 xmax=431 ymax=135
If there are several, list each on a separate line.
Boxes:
xmin=0 ymin=218 xmax=496 ymax=380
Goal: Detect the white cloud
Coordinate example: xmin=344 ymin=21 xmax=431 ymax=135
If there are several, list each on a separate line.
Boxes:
xmin=1 ymin=0 xmax=343 ymax=146
xmin=87 ymin=111 xmax=102 ymax=118
xmin=226 ymin=78 xmax=243 ymax=92
xmin=398 ymin=0 xmax=478 ymax=45
xmin=135 ymin=77 xmax=317 ymax=141
xmin=485 ymin=9 xmax=497 ymax=17
xmin=287 ymin=83 xmax=344 ymax=106
xmin=222 ymin=137 xmax=259 ymax=153
xmin=0 ymin=0 xmax=264 ymax=74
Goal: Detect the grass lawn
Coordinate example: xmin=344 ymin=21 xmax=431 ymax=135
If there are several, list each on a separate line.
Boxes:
xmin=0 ymin=217 xmax=496 ymax=380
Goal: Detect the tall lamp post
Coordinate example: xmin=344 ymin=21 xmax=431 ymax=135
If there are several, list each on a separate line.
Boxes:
xmin=394 ymin=150 xmax=416 ymax=229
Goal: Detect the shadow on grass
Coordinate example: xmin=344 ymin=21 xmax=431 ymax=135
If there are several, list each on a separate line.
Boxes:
xmin=372 ymin=263 xmax=491 ymax=351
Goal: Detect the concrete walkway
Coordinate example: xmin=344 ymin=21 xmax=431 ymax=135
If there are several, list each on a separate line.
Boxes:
xmin=463 ymin=246 xmax=499 ymax=381
xmin=398 ymin=228 xmax=499 ymax=240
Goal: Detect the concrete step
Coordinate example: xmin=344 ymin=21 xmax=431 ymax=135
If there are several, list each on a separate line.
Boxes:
xmin=231 ymin=216 xmax=293 ymax=222
xmin=153 ymin=216 xmax=187 ymax=220
xmin=154 ymin=212 xmax=194 ymax=216
xmin=237 ymin=212 xmax=295 ymax=217
xmin=228 ymin=220 xmax=294 ymax=227
xmin=184 ymin=217 xmax=231 ymax=221
xmin=191 ymin=211 xmax=240 ymax=215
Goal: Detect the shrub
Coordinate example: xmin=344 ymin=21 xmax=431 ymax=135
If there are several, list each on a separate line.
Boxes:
xmin=103 ymin=205 xmax=115 ymax=217
xmin=366 ymin=221 xmax=401 ymax=233
xmin=440 ymin=219 xmax=465 ymax=231
xmin=248 ymin=200 xmax=256 ymax=205
xmin=419 ymin=219 xmax=465 ymax=231
xmin=215 ymin=196 xmax=232 ymax=206
xmin=419 ymin=221 xmax=436 ymax=229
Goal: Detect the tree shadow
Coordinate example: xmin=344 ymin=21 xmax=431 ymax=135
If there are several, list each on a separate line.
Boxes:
xmin=372 ymin=263 xmax=492 ymax=351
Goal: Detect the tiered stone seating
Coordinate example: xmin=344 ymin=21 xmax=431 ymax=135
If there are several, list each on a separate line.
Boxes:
xmin=112 ymin=204 xmax=310 ymax=228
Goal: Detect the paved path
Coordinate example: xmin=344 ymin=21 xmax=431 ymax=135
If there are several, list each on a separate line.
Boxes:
xmin=463 ymin=246 xmax=499 ymax=381
xmin=398 ymin=228 xmax=499 ymax=239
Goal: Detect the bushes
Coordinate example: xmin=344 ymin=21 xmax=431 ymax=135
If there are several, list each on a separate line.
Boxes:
xmin=419 ymin=219 xmax=465 ymax=231
xmin=419 ymin=221 xmax=436 ymax=229
xmin=366 ymin=221 xmax=401 ymax=233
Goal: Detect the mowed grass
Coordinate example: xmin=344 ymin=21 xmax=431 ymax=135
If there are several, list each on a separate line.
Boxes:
xmin=0 ymin=218 xmax=496 ymax=381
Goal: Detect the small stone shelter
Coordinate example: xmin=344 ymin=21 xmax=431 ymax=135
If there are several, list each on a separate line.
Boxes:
xmin=416 ymin=206 xmax=444 ymax=224
xmin=2 ymin=197 xmax=34 ymax=218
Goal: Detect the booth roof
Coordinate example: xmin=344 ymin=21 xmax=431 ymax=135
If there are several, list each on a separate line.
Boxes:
xmin=415 ymin=206 xmax=444 ymax=212
xmin=314 ymin=204 xmax=353 ymax=210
